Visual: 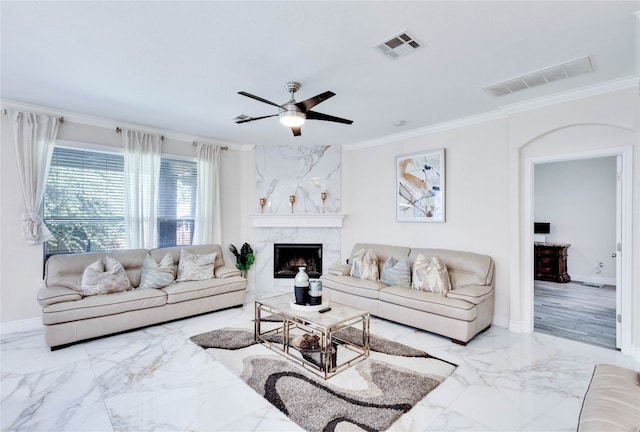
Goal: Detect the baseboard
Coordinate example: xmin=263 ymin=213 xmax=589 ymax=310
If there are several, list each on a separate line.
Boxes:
xmin=508 ymin=319 xmax=524 ymax=334
xmin=0 ymin=317 xmax=42 ymax=335
xmin=570 ymin=274 xmax=616 ymax=286
xmin=492 ymin=315 xmax=509 ymax=329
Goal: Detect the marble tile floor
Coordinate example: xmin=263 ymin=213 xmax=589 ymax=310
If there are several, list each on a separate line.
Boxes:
xmin=2 ymin=289 xmax=638 ymax=432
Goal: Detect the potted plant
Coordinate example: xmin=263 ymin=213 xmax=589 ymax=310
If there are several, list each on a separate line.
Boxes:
xmin=229 ymin=242 xmax=255 ymax=278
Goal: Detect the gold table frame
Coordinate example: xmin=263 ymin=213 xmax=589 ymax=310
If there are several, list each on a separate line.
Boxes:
xmin=254 ymin=294 xmax=370 ymax=380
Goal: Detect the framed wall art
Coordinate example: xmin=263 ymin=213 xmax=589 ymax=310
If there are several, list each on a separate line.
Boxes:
xmin=396 ymin=148 xmax=445 ymax=222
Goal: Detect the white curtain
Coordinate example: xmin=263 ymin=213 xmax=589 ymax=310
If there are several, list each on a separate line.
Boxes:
xmin=7 ymin=110 xmax=60 ymax=244
xmin=193 ymin=143 xmax=222 ymax=245
xmin=122 ymin=129 xmax=162 ymax=249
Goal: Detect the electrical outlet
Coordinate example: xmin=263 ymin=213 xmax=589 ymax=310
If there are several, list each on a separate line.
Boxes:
xmin=598 ymin=262 xmax=604 ymax=268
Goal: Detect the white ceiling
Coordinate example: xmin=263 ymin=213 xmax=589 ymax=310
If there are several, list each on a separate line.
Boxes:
xmin=1 ymin=1 xmax=638 ymax=147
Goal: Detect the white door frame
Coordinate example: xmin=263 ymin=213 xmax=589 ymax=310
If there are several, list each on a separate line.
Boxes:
xmin=522 ymin=145 xmax=633 ymax=354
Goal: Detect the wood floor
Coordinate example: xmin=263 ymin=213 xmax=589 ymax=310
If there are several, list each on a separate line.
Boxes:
xmin=534 ymin=280 xmax=617 ymax=350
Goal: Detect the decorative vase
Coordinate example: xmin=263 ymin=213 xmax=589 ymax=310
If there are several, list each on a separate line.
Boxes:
xmin=294 ymin=267 xmax=310 ymax=305
xmin=309 ymin=280 xmax=323 ymax=305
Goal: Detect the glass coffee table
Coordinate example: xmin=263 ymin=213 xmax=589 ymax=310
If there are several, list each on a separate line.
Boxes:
xmin=254 ymin=294 xmax=370 ymax=379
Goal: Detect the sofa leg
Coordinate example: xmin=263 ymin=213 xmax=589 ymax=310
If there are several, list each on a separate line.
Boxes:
xmin=451 ymin=338 xmax=467 ymax=346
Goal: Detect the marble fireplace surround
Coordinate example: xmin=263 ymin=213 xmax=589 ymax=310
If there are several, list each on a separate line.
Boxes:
xmin=253 ymin=145 xmax=344 ymax=292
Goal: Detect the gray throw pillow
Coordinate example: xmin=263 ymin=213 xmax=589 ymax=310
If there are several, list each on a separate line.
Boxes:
xmin=381 ymin=256 xmax=411 ymax=287
xmin=139 ymin=252 xmax=175 ymax=289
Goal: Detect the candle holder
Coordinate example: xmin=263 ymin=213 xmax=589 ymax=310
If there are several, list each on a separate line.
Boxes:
xmin=259 ymin=197 xmax=266 ymax=213
xmin=289 ymin=195 xmax=296 ymax=213
xmin=321 ymin=191 xmax=327 ymax=213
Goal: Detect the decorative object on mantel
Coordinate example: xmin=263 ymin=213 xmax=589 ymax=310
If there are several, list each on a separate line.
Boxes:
xmin=294 ymin=266 xmax=310 ymax=305
xmin=229 ymin=243 xmax=255 ymax=278
xmin=259 ymin=197 xmax=266 ymax=213
xmin=289 ymin=194 xmax=296 ymax=213
xmin=321 ymin=190 xmax=327 ymax=213
xmin=396 ymin=148 xmax=446 ymax=222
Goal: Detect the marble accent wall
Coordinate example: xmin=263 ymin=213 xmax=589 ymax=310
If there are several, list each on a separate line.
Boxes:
xmin=254 ymin=145 xmax=342 ymax=292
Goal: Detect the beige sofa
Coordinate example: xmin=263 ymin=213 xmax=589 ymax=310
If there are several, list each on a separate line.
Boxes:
xmin=577 ymin=363 xmax=640 ymax=431
xmin=321 ymin=243 xmax=495 ymax=344
xmin=38 ymin=244 xmax=247 ymax=349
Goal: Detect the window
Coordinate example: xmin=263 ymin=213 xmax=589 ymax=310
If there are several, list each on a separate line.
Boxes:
xmin=43 ymin=145 xmax=197 ymax=259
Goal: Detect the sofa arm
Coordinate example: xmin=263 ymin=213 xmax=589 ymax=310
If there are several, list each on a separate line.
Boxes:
xmin=37 ymin=286 xmax=83 ymax=307
xmin=328 ymin=264 xmax=351 ymax=276
xmin=446 ymin=284 xmax=493 ymax=305
xmin=216 ymin=266 xmax=242 ymax=279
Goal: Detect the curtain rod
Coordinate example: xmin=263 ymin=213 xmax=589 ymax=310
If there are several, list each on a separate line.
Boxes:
xmin=2 ymin=109 xmax=64 ymax=123
xmin=115 ymin=127 xmax=165 ymax=141
xmin=192 ymin=142 xmax=228 ymax=151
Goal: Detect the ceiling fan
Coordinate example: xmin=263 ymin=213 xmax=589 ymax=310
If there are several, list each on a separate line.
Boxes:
xmin=235 ymin=81 xmax=353 ymax=136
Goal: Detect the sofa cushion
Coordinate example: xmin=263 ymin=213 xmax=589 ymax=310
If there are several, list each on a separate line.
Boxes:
xmin=42 ymin=288 xmax=167 ymax=325
xmin=409 ymin=248 xmax=494 ymax=289
xmin=320 ymin=273 xmax=386 ymax=300
xmin=162 ymin=277 xmax=247 ymax=304
xmin=79 ymin=256 xmax=132 ymax=296
xmin=139 ymin=252 xmax=175 ymax=289
xmin=215 ymin=266 xmax=242 ymax=279
xmin=37 ymin=286 xmax=83 ymax=307
xmin=379 ymin=286 xmax=476 ymax=322
xmin=177 ymin=249 xmax=216 ymax=281
xmin=578 ymin=363 xmax=640 ymax=432
xmin=381 ymin=256 xmax=411 ymax=287
xmin=447 ymin=284 xmax=493 ymax=305
xmin=328 ymin=264 xmax=351 ymax=276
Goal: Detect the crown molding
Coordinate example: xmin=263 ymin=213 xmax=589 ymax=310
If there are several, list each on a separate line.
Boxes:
xmin=344 ymin=76 xmax=638 ymax=150
xmin=0 ymin=99 xmax=255 ymax=152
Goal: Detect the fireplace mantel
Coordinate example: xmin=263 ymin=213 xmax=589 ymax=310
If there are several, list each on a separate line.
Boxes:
xmin=251 ymin=213 xmax=345 ymax=228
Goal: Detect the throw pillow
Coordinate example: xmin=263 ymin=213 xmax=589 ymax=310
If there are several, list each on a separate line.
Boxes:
xmin=381 ymin=256 xmax=411 ymax=287
xmin=139 ymin=252 xmax=175 ymax=289
xmin=350 ymin=248 xmax=379 ymax=281
xmin=177 ymin=249 xmax=217 ymax=281
xmin=411 ymin=254 xmax=430 ymax=291
xmin=412 ymin=254 xmax=451 ymax=294
xmin=424 ymin=256 xmax=452 ymax=294
xmin=80 ymin=256 xmax=131 ymax=296
xmin=349 ymin=249 xmax=366 ymax=278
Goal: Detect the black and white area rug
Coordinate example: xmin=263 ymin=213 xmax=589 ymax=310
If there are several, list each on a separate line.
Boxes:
xmin=190 ymin=323 xmax=456 ymax=432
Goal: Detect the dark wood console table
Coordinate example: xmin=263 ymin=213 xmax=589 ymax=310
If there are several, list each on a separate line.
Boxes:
xmin=534 ymin=242 xmax=571 ymax=283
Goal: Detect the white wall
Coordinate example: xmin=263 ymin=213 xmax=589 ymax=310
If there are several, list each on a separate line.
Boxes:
xmin=534 ymin=157 xmax=617 ymax=283
xmin=0 ymin=116 xmax=244 ymax=323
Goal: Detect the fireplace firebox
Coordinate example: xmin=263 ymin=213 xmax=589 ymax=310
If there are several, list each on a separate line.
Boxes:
xmin=273 ymin=243 xmax=322 ymax=279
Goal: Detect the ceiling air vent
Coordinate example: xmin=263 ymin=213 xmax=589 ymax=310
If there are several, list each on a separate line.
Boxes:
xmin=375 ymin=31 xmax=423 ymax=60
xmin=484 ymin=56 xmax=593 ymax=97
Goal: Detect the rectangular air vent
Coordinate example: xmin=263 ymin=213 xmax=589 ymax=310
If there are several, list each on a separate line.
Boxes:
xmin=375 ymin=31 xmax=423 ymax=60
xmin=483 ymin=56 xmax=593 ymax=97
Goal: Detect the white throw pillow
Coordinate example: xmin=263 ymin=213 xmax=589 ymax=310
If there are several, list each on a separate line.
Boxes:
xmin=424 ymin=256 xmax=452 ymax=294
xmin=411 ymin=254 xmax=429 ymax=291
xmin=412 ymin=254 xmax=451 ymax=294
xmin=139 ymin=252 xmax=175 ymax=289
xmin=350 ymin=248 xmax=379 ymax=281
xmin=177 ymin=249 xmax=216 ymax=281
xmin=80 ymin=256 xmax=131 ymax=296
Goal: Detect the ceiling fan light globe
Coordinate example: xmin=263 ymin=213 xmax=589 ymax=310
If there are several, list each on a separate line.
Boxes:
xmin=279 ymin=110 xmax=306 ymax=127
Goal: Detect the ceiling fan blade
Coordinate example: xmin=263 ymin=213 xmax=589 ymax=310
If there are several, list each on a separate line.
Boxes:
xmin=235 ymin=114 xmax=278 ymax=124
xmin=295 ymin=91 xmax=335 ymax=112
xmin=306 ymin=110 xmax=353 ymax=125
xmin=291 ymin=126 xmax=302 ymax=137
xmin=238 ymin=91 xmax=282 ymax=108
